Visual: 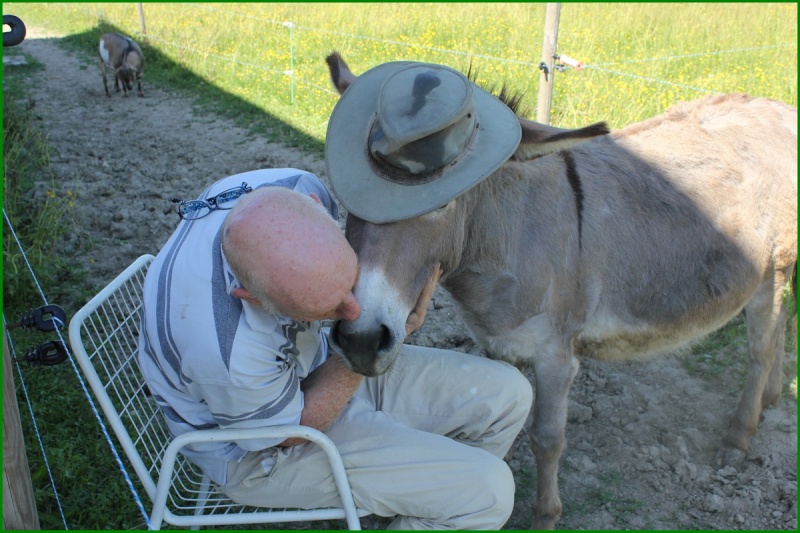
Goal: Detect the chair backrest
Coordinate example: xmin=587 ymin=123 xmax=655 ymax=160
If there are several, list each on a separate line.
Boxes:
xmin=69 ymin=256 xmax=199 ymax=518
xmin=69 ymin=255 xmax=365 ymax=529
xmin=68 ymin=255 xmax=162 ymax=499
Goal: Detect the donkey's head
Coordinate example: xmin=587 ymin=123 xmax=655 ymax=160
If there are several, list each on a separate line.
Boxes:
xmin=329 ymin=202 xmax=464 ymax=375
xmin=325 ymin=51 xmax=608 ymax=376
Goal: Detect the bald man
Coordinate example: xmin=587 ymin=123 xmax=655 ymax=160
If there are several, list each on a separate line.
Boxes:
xmin=139 ymin=169 xmax=532 ymax=530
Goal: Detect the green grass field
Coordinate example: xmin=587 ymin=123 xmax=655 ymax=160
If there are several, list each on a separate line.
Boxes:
xmin=2 ymin=2 xmax=797 ymax=530
xmin=5 ymin=2 xmax=797 ymax=147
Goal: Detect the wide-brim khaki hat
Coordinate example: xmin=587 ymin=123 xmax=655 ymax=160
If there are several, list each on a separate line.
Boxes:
xmin=325 ymin=60 xmax=522 ymax=224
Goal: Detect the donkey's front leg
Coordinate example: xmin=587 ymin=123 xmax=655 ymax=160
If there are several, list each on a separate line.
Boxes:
xmin=529 ymin=337 xmax=580 ymax=530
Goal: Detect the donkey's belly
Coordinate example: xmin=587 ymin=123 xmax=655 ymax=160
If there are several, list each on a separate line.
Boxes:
xmin=472 ymin=312 xmax=706 ymax=367
xmin=575 ymin=308 xmax=743 ymax=362
xmin=575 ymin=330 xmax=696 ymax=361
xmin=460 ymin=295 xmax=745 ymax=365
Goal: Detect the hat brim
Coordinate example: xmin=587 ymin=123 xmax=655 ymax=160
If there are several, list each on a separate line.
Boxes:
xmin=325 ymin=61 xmax=522 ymax=224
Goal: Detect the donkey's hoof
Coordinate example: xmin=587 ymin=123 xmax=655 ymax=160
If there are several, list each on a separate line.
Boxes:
xmin=532 ymin=514 xmax=558 ymax=530
xmin=761 ymin=389 xmax=781 ymax=409
xmin=503 ymin=448 xmax=515 ymax=463
xmin=715 ymin=445 xmax=746 ymax=467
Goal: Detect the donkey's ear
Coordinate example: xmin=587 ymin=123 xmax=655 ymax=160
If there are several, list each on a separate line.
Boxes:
xmin=326 ymin=51 xmax=357 ymax=95
xmin=512 ymin=118 xmax=609 ymax=161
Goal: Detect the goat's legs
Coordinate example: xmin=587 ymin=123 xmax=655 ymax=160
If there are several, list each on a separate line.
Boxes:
xmin=99 ymin=58 xmax=111 ymax=97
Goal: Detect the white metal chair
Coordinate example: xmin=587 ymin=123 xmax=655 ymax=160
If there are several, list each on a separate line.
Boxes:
xmin=68 ymin=254 xmax=369 ymax=530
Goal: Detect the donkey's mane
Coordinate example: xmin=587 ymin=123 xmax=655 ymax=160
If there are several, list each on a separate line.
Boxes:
xmin=466 ymin=64 xmax=527 ymax=117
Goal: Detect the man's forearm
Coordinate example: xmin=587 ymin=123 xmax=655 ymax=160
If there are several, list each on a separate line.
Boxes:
xmin=279 ymin=353 xmax=363 ymax=447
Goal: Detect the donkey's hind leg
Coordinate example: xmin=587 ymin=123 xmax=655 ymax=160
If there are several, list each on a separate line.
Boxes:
xmin=717 ymin=267 xmax=791 ymax=465
xmin=761 ymin=305 xmax=788 ymax=408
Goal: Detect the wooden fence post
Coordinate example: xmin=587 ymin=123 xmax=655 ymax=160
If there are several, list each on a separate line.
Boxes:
xmin=536 ymin=3 xmax=561 ymax=124
xmin=137 ymin=3 xmax=147 ymax=36
xmin=3 ymin=332 xmax=41 ymax=530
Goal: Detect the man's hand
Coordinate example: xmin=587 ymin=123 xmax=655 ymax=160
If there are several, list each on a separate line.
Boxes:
xmin=405 ymin=263 xmax=443 ymax=336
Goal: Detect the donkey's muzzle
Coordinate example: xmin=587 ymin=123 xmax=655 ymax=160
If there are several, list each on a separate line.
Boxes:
xmin=329 ymin=320 xmax=398 ymax=377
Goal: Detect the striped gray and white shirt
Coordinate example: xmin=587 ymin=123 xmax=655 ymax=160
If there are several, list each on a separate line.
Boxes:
xmin=138 ymin=168 xmax=339 ymax=485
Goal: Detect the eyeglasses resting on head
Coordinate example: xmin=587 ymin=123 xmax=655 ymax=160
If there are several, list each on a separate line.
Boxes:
xmin=171 ymin=182 xmax=253 ymax=220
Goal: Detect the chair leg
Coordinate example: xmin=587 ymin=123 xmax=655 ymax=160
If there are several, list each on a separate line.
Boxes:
xmin=191 ymin=474 xmax=212 ymax=530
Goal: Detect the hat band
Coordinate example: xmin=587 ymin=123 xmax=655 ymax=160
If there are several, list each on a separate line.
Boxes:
xmin=368 ymin=111 xmax=477 ymax=184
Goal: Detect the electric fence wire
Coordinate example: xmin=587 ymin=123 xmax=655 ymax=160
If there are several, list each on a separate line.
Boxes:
xmin=83 ymin=3 xmax=797 ymax=101
xmin=3 ymin=331 xmax=69 ymax=530
xmin=183 ymin=3 xmax=797 ymax=96
xmin=3 ymin=208 xmax=152 ymax=530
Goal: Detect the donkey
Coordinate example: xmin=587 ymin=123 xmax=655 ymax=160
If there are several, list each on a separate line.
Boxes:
xmin=324 ymin=52 xmax=797 ymax=529
xmin=98 ymin=33 xmax=144 ymax=97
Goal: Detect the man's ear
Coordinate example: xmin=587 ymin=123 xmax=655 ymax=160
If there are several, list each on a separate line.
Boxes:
xmin=309 ymin=192 xmax=322 ymax=204
xmin=231 ymin=287 xmax=261 ymax=306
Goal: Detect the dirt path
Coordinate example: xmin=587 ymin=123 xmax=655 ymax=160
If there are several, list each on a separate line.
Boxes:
xmin=12 ymin=30 xmax=797 ymax=530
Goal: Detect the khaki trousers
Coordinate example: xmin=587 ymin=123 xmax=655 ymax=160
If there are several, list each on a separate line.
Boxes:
xmin=223 ymin=344 xmax=533 ymax=530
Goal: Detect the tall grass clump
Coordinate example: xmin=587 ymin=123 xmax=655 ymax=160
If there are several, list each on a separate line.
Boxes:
xmin=2 ymin=56 xmax=84 ymax=313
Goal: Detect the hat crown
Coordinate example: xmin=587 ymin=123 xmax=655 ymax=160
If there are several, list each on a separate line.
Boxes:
xmin=377 ymin=65 xmax=473 ymax=147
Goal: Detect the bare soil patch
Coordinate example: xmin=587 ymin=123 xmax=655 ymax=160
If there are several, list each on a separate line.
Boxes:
xmin=12 ymin=31 xmax=797 ymax=530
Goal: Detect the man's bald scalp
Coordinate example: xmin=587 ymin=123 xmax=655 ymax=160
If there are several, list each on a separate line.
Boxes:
xmin=221 ymin=187 xmax=352 ymax=314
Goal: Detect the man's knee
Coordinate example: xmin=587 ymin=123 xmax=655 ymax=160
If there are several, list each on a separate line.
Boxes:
xmin=513 ymin=367 xmax=534 ymax=417
xmin=473 ymin=456 xmax=516 ymax=527
xmin=489 ymin=359 xmax=534 ymax=418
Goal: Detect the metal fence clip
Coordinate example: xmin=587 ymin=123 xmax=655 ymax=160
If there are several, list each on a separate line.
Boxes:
xmin=6 ymin=304 xmax=67 ymax=332
xmin=12 ymin=340 xmax=68 ymax=367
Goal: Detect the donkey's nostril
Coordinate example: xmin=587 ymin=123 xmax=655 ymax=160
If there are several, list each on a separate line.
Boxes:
xmin=376 ymin=324 xmax=392 ymax=352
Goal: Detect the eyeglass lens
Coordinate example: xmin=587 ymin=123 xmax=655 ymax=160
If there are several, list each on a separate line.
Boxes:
xmin=178 ymin=201 xmax=211 ymax=220
xmin=213 ymin=187 xmax=247 ymax=206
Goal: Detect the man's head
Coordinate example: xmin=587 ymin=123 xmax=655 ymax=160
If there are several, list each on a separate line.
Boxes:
xmin=221 ymin=187 xmax=361 ymax=322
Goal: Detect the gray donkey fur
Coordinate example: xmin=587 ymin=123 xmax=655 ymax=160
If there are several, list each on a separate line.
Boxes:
xmin=326 ymin=52 xmax=797 ymax=529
